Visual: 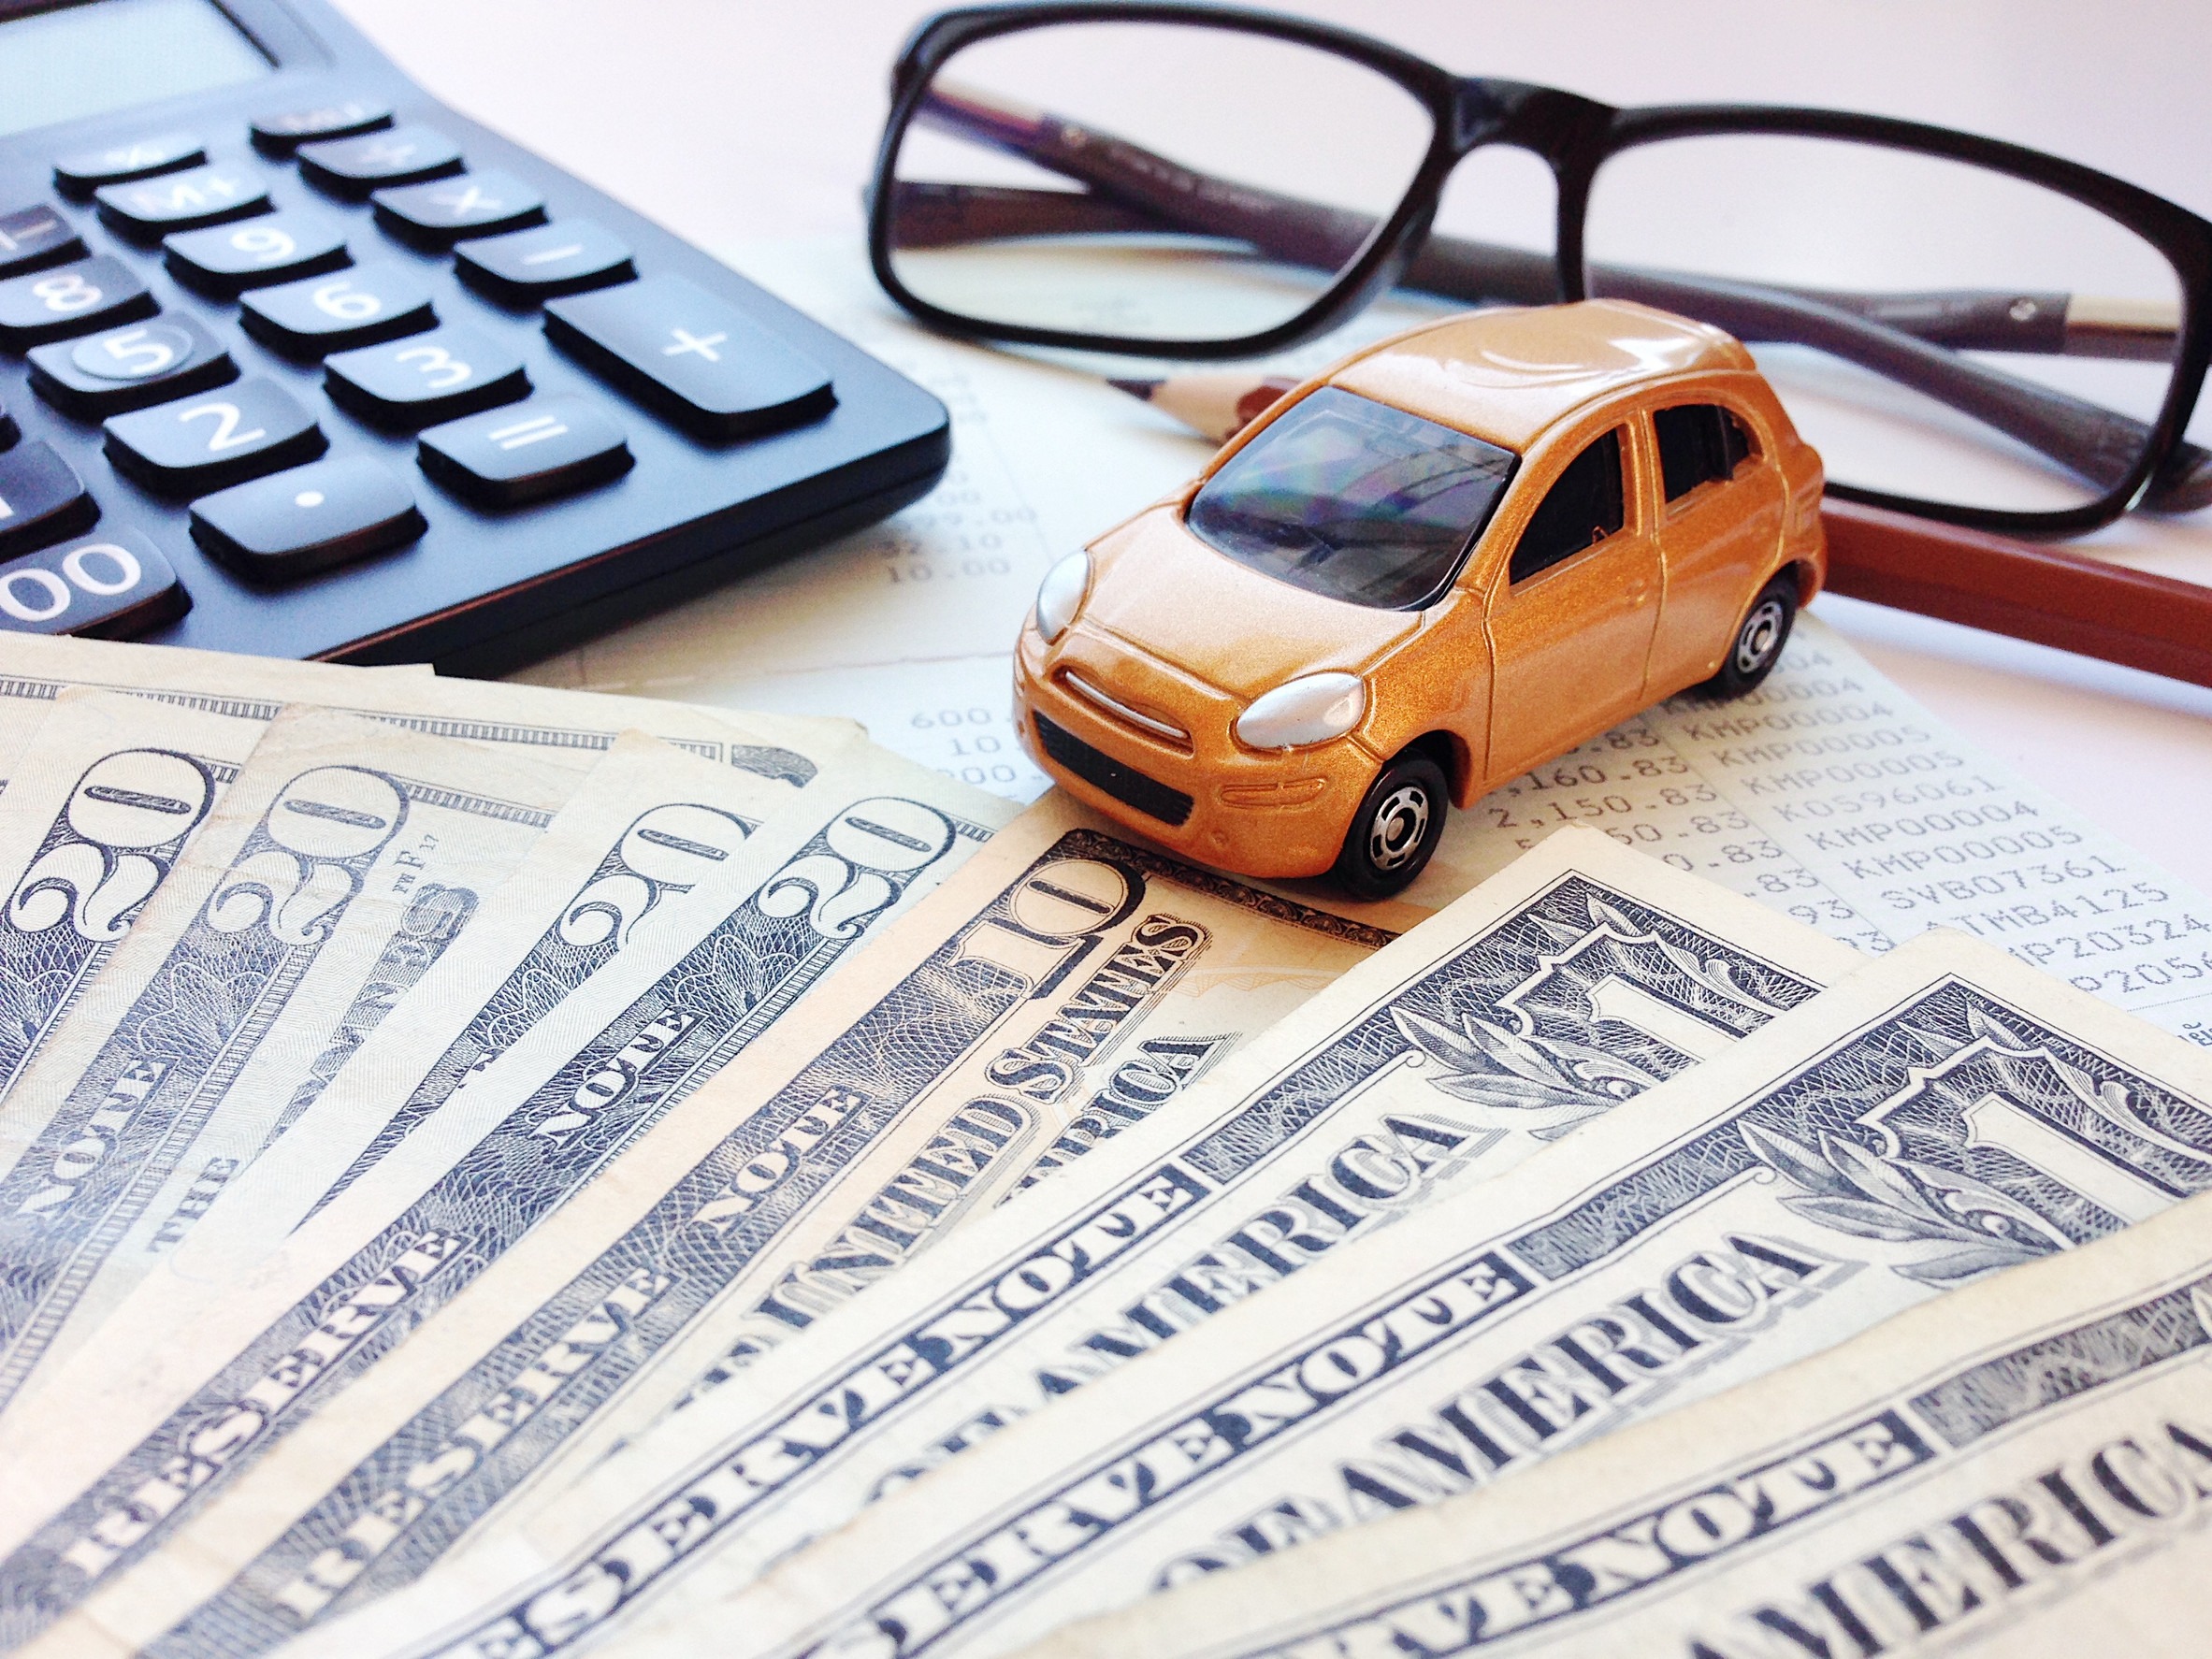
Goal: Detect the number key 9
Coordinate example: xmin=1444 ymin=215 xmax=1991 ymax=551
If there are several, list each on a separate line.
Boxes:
xmin=165 ymin=209 xmax=351 ymax=297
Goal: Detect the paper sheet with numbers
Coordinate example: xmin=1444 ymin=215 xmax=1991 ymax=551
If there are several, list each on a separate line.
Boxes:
xmin=513 ymin=238 xmax=2212 ymax=1044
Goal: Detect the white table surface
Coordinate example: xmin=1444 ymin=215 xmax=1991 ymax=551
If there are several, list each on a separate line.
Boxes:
xmin=331 ymin=0 xmax=2212 ymax=887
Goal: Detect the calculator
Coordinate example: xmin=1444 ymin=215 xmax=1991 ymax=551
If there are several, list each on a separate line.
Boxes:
xmin=0 ymin=0 xmax=949 ymax=672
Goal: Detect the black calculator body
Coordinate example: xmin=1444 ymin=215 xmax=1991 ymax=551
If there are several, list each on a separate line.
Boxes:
xmin=0 ymin=0 xmax=948 ymax=672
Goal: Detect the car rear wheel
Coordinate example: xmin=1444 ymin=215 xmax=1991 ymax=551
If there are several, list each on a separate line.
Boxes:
xmin=1332 ymin=751 xmax=1449 ymax=901
xmin=1703 ymin=574 xmax=1798 ymax=700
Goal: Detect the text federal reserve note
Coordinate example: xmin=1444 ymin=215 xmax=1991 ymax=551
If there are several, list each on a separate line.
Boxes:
xmin=0 ymin=743 xmax=1013 ymax=1653
xmin=282 ymin=828 xmax=1857 ymax=1659
xmin=1015 ymin=1173 xmax=2212 ymax=1659
xmin=0 ymin=689 xmax=265 ymax=1107
xmin=647 ymin=929 xmax=2212 ymax=1659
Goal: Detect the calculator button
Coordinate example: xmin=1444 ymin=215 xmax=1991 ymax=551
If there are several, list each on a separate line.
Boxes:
xmin=190 ymin=455 xmax=425 ymax=582
xmin=325 ymin=325 xmax=529 ymax=427
xmin=252 ymin=100 xmax=394 ymax=158
xmin=28 ymin=315 xmax=236 ymax=418
xmin=455 ymin=219 xmax=633 ymax=306
xmin=239 ymin=261 xmax=435 ymax=356
xmin=0 ymin=441 xmax=97 ymax=559
xmin=296 ymin=125 xmax=464 ymax=200
xmin=94 ymin=164 xmax=270 ymax=240
xmin=0 ymin=529 xmax=187 ymax=639
xmin=543 ymin=275 xmax=835 ymax=441
xmin=104 ymin=378 xmax=325 ymax=497
xmin=371 ymin=169 xmax=546 ymax=249
xmin=165 ymin=209 xmax=350 ymax=296
xmin=418 ymin=394 xmax=631 ymax=507
xmin=0 ymin=203 xmax=86 ymax=280
xmin=0 ymin=257 xmax=155 ymax=349
xmin=53 ymin=134 xmax=204 ymax=199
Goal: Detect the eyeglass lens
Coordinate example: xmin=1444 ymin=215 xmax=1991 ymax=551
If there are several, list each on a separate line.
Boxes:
xmin=883 ymin=21 xmax=1436 ymax=343
xmin=888 ymin=21 xmax=2198 ymax=520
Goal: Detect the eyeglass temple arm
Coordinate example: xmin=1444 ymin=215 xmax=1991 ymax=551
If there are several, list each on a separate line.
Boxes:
xmin=903 ymin=86 xmax=2209 ymax=512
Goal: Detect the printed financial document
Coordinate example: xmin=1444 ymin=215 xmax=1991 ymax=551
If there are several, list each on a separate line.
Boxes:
xmin=515 ymin=239 xmax=2212 ymax=1043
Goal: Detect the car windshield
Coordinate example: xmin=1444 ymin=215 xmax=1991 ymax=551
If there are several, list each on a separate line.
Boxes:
xmin=1186 ymin=387 xmax=1518 ymax=610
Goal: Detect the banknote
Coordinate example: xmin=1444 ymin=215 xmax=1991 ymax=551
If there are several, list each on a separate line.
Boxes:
xmin=0 ymin=632 xmax=857 ymax=787
xmin=0 ymin=706 xmax=579 ymax=1410
xmin=0 ymin=741 xmax=1014 ymax=1653
xmin=5 ymin=793 xmax=1398 ymax=1659
xmin=0 ymin=689 xmax=266 ymax=1106
xmin=274 ymin=826 xmax=1861 ymax=1659
xmin=1010 ymin=1176 xmax=2212 ymax=1659
xmin=623 ymin=927 xmax=2212 ymax=1659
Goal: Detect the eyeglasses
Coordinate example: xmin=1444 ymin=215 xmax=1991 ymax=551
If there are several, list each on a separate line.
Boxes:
xmin=866 ymin=3 xmax=2212 ymax=549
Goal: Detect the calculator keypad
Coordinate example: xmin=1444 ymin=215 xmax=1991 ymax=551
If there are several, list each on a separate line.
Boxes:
xmin=251 ymin=102 xmax=394 ymax=158
xmin=297 ymin=126 xmax=463 ymax=199
xmin=239 ymin=261 xmax=436 ymax=356
xmin=419 ymin=394 xmax=630 ymax=507
xmin=94 ymin=164 xmax=270 ymax=239
xmin=372 ymin=169 xmax=545 ymax=248
xmin=54 ymin=135 xmax=205 ymax=199
xmin=104 ymin=377 xmax=326 ymax=496
xmin=544 ymin=275 xmax=834 ymax=440
xmin=0 ymin=204 xmax=83 ymax=279
xmin=0 ymin=528 xmax=187 ymax=637
xmin=191 ymin=454 xmax=424 ymax=582
xmin=455 ymin=219 xmax=633 ymax=306
xmin=0 ymin=440 xmax=97 ymax=558
xmin=325 ymin=324 xmax=528 ymax=427
xmin=28 ymin=315 xmax=236 ymax=417
xmin=0 ymin=257 xmax=155 ymax=349
xmin=165 ymin=209 xmax=351 ymax=296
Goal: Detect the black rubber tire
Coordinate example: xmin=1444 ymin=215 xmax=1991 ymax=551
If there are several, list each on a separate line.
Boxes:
xmin=1332 ymin=751 xmax=1450 ymax=901
xmin=1702 ymin=574 xmax=1798 ymax=700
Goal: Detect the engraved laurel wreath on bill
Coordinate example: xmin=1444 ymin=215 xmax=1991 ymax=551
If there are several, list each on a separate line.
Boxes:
xmin=2 ymin=632 xmax=2210 ymax=1659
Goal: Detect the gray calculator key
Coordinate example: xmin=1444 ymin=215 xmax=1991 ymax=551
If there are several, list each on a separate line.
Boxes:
xmin=371 ymin=168 xmax=544 ymax=248
xmin=239 ymin=260 xmax=435 ymax=356
xmin=543 ymin=274 xmax=834 ymax=440
xmin=165 ymin=209 xmax=351 ymax=296
xmin=54 ymin=133 xmax=203 ymax=198
xmin=0 ymin=203 xmax=86 ymax=278
xmin=418 ymin=394 xmax=631 ymax=507
xmin=0 ymin=256 xmax=155 ymax=349
xmin=325 ymin=324 xmax=529 ymax=427
xmin=28 ymin=313 xmax=235 ymax=418
xmin=104 ymin=377 xmax=325 ymax=496
xmin=296 ymin=124 xmax=463 ymax=199
xmin=191 ymin=454 xmax=425 ymax=582
xmin=0 ymin=441 xmax=97 ymax=559
xmin=0 ymin=529 xmax=187 ymax=639
xmin=252 ymin=100 xmax=393 ymax=157
xmin=94 ymin=163 xmax=269 ymax=238
xmin=455 ymin=219 xmax=633 ymax=306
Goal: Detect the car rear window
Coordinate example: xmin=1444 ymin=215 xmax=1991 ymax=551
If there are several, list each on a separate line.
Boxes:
xmin=1186 ymin=387 xmax=1518 ymax=610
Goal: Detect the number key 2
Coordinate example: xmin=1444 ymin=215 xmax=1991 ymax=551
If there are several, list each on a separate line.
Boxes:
xmin=239 ymin=261 xmax=435 ymax=356
xmin=27 ymin=314 xmax=236 ymax=418
xmin=165 ymin=209 xmax=351 ymax=296
xmin=0 ymin=256 xmax=155 ymax=349
xmin=325 ymin=324 xmax=529 ymax=428
xmin=104 ymin=378 xmax=326 ymax=497
xmin=0 ymin=529 xmax=187 ymax=639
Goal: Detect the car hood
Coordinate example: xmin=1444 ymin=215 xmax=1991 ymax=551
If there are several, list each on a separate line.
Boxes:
xmin=1081 ymin=506 xmax=1423 ymax=700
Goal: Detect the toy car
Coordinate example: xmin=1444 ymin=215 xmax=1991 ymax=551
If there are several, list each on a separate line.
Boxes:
xmin=1013 ymin=299 xmax=1828 ymax=898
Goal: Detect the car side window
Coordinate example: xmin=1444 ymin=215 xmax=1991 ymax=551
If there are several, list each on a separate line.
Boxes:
xmin=1653 ymin=403 xmax=1757 ymax=502
xmin=1510 ymin=428 xmax=1626 ymax=584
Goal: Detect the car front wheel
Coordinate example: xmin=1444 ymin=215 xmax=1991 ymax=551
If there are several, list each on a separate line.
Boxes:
xmin=1703 ymin=574 xmax=1798 ymax=700
xmin=1332 ymin=750 xmax=1449 ymax=901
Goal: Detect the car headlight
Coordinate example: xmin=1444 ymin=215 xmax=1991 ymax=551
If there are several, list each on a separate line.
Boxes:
xmin=1034 ymin=551 xmax=1091 ymax=643
xmin=1235 ymin=672 xmax=1367 ymax=750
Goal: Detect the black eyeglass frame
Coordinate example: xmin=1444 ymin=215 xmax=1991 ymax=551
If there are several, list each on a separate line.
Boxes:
xmin=867 ymin=1 xmax=2212 ymax=538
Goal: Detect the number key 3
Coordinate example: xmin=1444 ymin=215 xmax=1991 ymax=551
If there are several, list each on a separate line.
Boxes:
xmin=103 ymin=378 xmax=326 ymax=497
xmin=325 ymin=324 xmax=529 ymax=427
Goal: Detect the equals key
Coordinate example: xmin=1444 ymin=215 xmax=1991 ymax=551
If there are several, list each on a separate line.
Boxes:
xmin=418 ymin=395 xmax=632 ymax=507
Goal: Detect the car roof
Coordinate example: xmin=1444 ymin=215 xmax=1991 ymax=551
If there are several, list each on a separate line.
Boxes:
xmin=1326 ymin=298 xmax=1755 ymax=452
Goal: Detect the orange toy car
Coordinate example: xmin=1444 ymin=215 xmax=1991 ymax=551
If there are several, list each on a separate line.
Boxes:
xmin=1013 ymin=299 xmax=1828 ymax=898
